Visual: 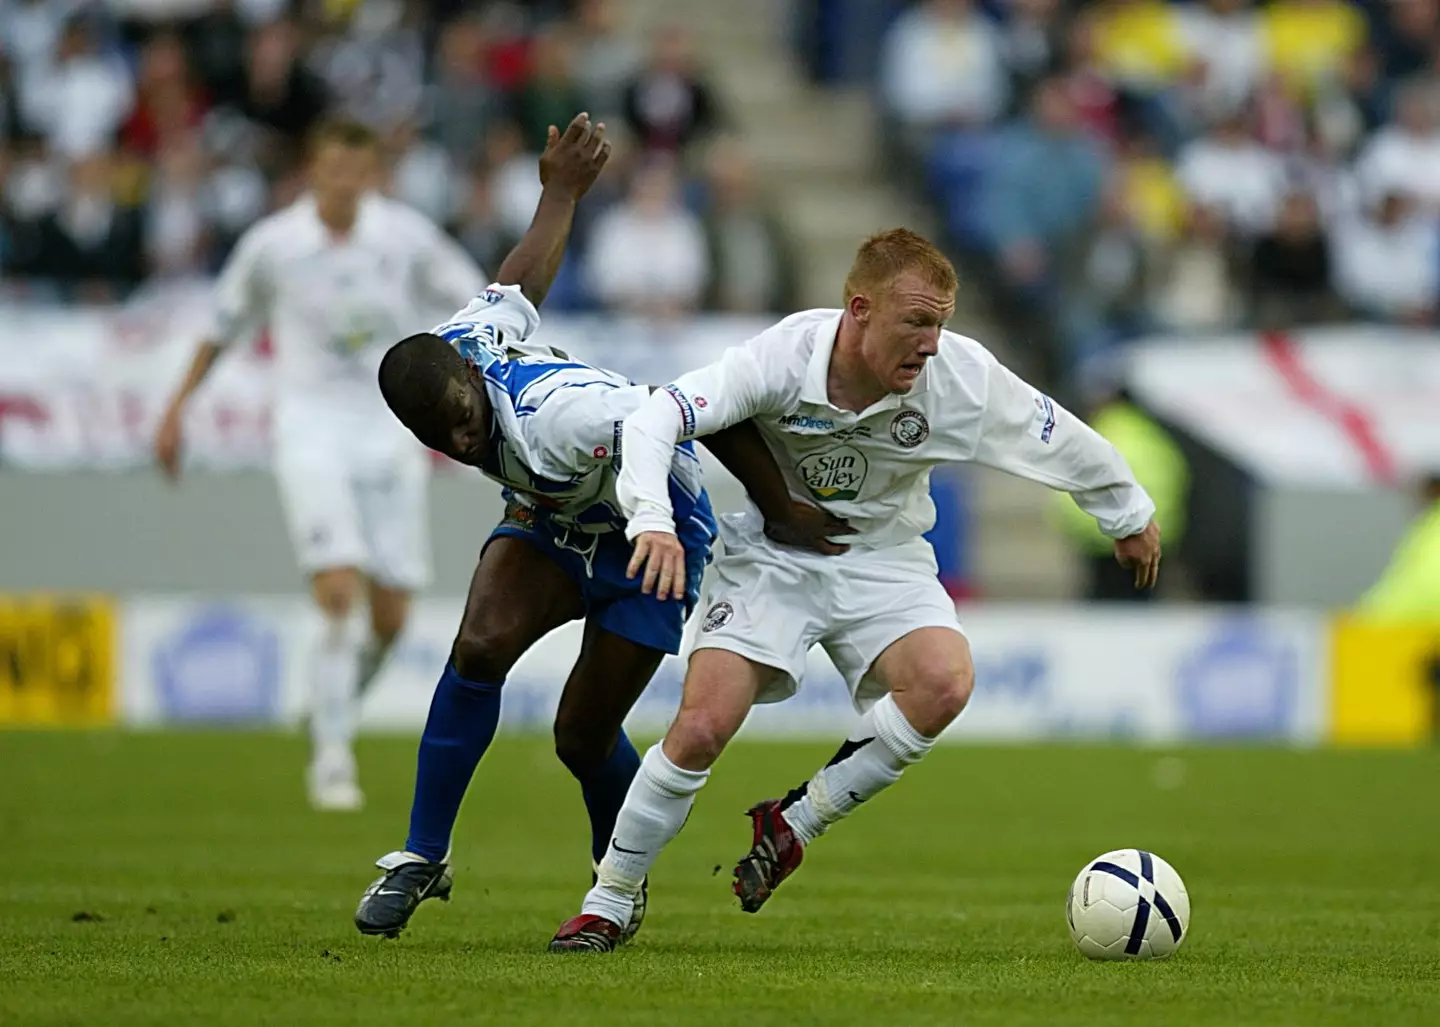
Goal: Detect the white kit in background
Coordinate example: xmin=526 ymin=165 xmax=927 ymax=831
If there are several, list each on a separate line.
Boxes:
xmin=207 ymin=191 xmax=484 ymax=800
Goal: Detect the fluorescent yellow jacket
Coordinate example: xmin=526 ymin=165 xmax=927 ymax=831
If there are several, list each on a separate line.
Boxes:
xmin=1359 ymin=503 xmax=1440 ymax=622
xmin=1054 ymin=402 xmax=1187 ymax=555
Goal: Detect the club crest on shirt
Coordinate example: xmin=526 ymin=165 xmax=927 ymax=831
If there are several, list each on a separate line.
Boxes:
xmin=701 ymin=601 xmax=734 ymax=632
xmin=797 ymin=445 xmax=868 ymax=501
xmin=890 ymin=410 xmax=929 ymax=448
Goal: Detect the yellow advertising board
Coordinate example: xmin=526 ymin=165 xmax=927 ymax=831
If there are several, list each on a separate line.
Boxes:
xmin=0 ymin=595 xmax=115 ymax=726
xmin=1330 ymin=616 xmax=1438 ymax=745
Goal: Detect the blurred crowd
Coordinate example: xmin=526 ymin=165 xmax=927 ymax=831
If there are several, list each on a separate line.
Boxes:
xmin=872 ymin=0 xmax=1440 ymax=393
xmin=0 ymin=0 xmax=797 ymax=316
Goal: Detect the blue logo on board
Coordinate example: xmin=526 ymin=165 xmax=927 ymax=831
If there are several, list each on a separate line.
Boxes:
xmin=153 ymin=607 xmax=280 ymax=722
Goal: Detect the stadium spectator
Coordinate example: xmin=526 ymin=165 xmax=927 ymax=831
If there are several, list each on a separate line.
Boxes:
xmin=1151 ymin=203 xmax=1244 ymax=332
xmin=1355 ymin=79 xmax=1440 ymax=212
xmin=182 ymin=0 xmax=249 ymax=105
xmin=510 ymin=25 xmax=585 ymax=153
xmin=570 ymin=0 xmax=641 ymax=122
xmin=451 ymin=170 xmax=509 ymax=276
xmin=1330 ymin=190 xmax=1440 ymax=324
xmin=229 ymin=19 xmax=328 ymax=173
xmin=311 ymin=0 xmax=427 ymax=133
xmin=18 ymin=15 xmax=134 ymax=160
xmin=586 ymin=157 xmax=709 ymax=317
xmin=997 ymin=0 xmax=1065 ymax=111
xmin=700 ymin=139 xmax=796 ymax=314
xmin=1175 ymin=110 xmax=1287 ymax=234
xmin=1 ymin=0 xmax=72 ymax=80
xmin=1089 ymin=0 xmax=1191 ymax=93
xmin=121 ymin=33 xmax=208 ymax=160
xmin=1055 ymin=11 xmax=1122 ymax=146
xmin=143 ymin=134 xmax=210 ymax=278
xmin=1359 ymin=471 xmax=1440 ymax=619
xmin=1371 ymin=0 xmax=1440 ymax=95
xmin=1261 ymin=0 xmax=1368 ymax=97
xmin=1073 ymin=179 xmax=1152 ymax=353
xmin=1178 ymin=0 xmax=1267 ymax=114
xmin=425 ymin=16 xmax=499 ymax=166
xmin=36 ymin=151 xmax=146 ymax=300
xmin=878 ymin=0 xmax=1007 ymax=145
xmin=978 ymin=77 xmax=1106 ymax=293
xmin=387 ymin=119 xmax=457 ymax=227
xmin=620 ymin=24 xmax=719 ymax=155
xmin=481 ymin=118 xmax=542 ymax=243
xmin=1250 ymin=191 xmax=1341 ymax=327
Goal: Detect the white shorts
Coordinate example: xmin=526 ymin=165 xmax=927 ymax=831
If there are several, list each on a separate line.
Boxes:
xmin=273 ymin=405 xmax=432 ymax=590
xmin=690 ymin=515 xmax=963 ymax=709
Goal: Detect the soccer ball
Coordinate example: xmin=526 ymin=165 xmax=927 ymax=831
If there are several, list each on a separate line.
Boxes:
xmin=1066 ymin=849 xmax=1190 ymax=960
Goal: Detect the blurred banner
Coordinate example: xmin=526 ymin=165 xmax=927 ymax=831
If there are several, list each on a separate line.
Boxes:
xmin=120 ymin=596 xmax=1330 ymax=744
xmin=1329 ymin=617 xmax=1439 ymax=745
xmin=1128 ymin=326 xmax=1440 ymax=489
xmin=0 ymin=594 xmax=115 ymax=726
xmin=0 ymin=282 xmax=765 ymax=470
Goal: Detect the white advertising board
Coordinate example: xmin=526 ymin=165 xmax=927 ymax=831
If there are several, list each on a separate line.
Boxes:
xmin=0 ymin=283 xmax=766 ymax=470
xmin=121 ymin=597 xmax=1327 ymax=744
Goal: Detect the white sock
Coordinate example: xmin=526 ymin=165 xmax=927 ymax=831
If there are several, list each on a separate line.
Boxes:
xmin=309 ymin=614 xmax=361 ymax=773
xmin=780 ymin=693 xmax=936 ymax=846
xmin=582 ymin=744 xmax=709 ymax=926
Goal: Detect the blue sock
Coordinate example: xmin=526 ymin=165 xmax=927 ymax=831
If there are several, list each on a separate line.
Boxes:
xmin=404 ymin=662 xmax=502 ymax=863
xmin=577 ymin=729 xmax=641 ymax=864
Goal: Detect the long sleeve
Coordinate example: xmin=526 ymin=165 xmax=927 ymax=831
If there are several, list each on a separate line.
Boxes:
xmin=207 ymin=225 xmax=271 ymax=347
xmin=971 ymin=357 xmax=1155 ymax=539
xmin=616 ymin=341 xmax=778 ymax=539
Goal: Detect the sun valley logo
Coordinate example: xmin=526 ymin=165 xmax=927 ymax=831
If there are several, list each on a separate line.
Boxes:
xmin=798 ymin=445 xmax=867 ymax=501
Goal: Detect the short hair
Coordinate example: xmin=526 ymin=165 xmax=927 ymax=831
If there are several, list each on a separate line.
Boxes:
xmin=378 ymin=334 xmax=469 ymax=449
xmin=843 ymin=228 xmax=958 ymax=304
xmin=308 ymin=117 xmax=380 ymax=156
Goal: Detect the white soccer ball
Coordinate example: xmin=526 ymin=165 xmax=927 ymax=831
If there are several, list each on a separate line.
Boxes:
xmin=1066 ymin=849 xmax=1190 ymax=960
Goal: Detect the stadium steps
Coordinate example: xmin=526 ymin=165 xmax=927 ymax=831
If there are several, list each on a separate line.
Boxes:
xmin=619 ymin=0 xmax=1081 ymax=599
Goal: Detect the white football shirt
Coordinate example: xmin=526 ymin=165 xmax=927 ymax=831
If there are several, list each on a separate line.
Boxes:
xmin=207 ymin=192 xmax=485 ymax=412
xmin=617 ymin=308 xmax=1156 ymax=548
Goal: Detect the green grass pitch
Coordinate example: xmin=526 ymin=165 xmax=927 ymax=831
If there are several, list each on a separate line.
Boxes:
xmin=2 ymin=732 xmax=1438 ymax=1026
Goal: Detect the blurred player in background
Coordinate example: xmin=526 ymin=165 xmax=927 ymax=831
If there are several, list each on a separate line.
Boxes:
xmin=551 ymin=228 xmax=1163 ymax=951
xmin=154 ymin=119 xmax=486 ymax=811
xmin=352 ymin=114 xmax=846 ymax=942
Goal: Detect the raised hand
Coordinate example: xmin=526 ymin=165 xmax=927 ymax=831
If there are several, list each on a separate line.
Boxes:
xmin=539 ymin=113 xmax=612 ymax=202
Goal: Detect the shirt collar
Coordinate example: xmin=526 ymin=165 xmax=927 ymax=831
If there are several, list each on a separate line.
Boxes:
xmin=798 ymin=312 xmax=932 ymax=415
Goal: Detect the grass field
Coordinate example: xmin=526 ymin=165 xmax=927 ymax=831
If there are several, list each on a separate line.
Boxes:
xmin=2 ymin=732 xmax=1438 ymax=1026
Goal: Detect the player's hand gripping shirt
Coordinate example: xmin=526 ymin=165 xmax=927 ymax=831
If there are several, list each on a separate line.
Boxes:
xmin=617 ymin=308 xmax=1155 ymax=547
xmin=433 ymin=284 xmax=713 ymax=537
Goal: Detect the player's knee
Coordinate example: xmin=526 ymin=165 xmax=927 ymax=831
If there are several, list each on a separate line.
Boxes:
xmin=924 ymin=662 xmax=975 ymax=725
xmin=314 ymin=581 xmax=358 ymax=621
xmin=665 ymin=707 xmax=730 ymax=769
xmin=552 ymin=720 xmax=609 ymax=778
xmin=451 ymin=623 xmax=523 ymax=682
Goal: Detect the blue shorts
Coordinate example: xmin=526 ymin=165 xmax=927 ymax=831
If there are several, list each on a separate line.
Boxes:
xmin=487 ymin=498 xmax=715 ymax=655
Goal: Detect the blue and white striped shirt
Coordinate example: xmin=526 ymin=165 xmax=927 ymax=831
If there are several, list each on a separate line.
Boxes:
xmin=433 ymin=284 xmax=714 ymax=538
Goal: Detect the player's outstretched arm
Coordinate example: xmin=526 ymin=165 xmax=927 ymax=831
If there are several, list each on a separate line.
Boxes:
xmin=971 ymin=358 xmax=1161 ymax=589
xmin=494 ymin=112 xmax=611 ymax=307
xmin=700 ymin=421 xmax=855 ymax=555
xmin=155 ymin=224 xmax=270 ymax=480
xmin=155 ymin=341 xmax=223 ymax=480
